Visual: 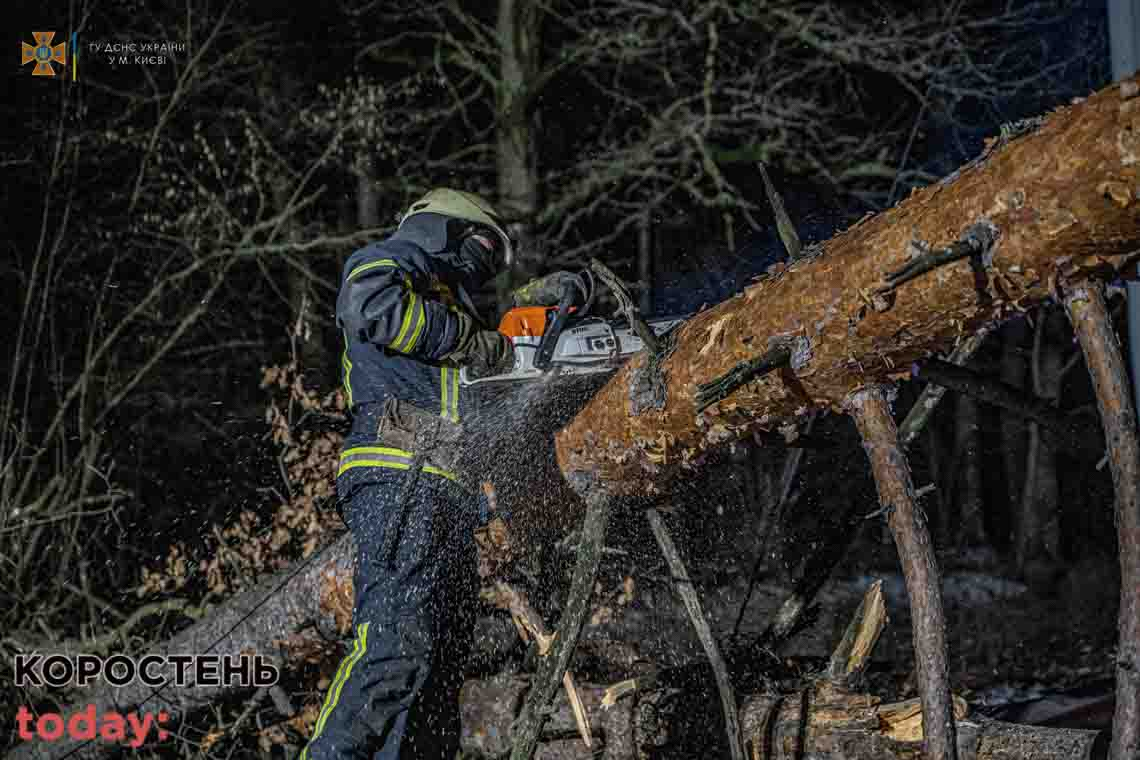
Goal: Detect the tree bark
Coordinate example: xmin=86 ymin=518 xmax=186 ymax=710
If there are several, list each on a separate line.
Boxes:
xmin=847 ymin=387 xmax=958 ymax=760
xmin=555 ymin=76 xmax=1140 ymax=499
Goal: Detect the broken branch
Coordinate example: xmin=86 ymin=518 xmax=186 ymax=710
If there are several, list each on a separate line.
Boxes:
xmin=590 ymin=257 xmax=660 ymax=355
xmin=646 ymin=507 xmax=745 ymax=760
xmin=510 ymin=490 xmax=614 ymax=760
xmin=897 ymin=327 xmax=992 ymax=451
xmin=758 ymin=161 xmax=803 ymax=261
xmin=877 ymin=220 xmax=998 ymax=295
xmin=695 ymin=343 xmax=793 ymax=413
xmin=827 ymin=579 xmax=888 ymax=689
xmin=913 ymin=357 xmax=1079 ymax=435
xmin=481 ymin=582 xmax=593 ymax=748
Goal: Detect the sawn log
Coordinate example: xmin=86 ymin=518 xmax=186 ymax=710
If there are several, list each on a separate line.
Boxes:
xmin=555 ymin=76 xmax=1140 ymax=498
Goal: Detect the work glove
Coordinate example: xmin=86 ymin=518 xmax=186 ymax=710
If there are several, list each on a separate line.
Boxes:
xmin=445 ymin=312 xmax=516 ymax=379
xmin=511 ymin=270 xmax=585 ymax=308
xmin=463 ymin=331 xmax=516 ymax=379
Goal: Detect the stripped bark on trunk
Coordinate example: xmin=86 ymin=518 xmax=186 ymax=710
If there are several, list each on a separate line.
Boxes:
xmin=555 ymin=77 xmax=1140 ymax=498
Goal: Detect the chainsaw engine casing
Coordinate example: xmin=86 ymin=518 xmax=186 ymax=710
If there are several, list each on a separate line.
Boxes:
xmin=458 ymin=306 xmax=683 ymax=386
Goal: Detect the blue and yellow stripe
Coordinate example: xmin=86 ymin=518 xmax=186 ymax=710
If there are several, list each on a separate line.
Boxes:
xmin=302 ymin=622 xmax=370 ymax=759
xmin=346 ymin=258 xmax=398 ymax=282
xmin=390 ymin=291 xmax=426 ymax=354
xmin=340 ymin=331 xmax=354 ymax=408
xmin=337 ymin=446 xmax=456 ymax=481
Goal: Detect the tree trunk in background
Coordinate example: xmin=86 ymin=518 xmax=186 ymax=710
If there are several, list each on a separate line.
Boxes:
xmin=1017 ymin=307 xmax=1065 ymax=576
xmin=639 ymin=211 xmax=653 ymax=315
xmin=953 ymin=393 xmax=986 ymax=548
xmin=555 ymin=77 xmax=1140 ymax=499
xmin=927 ymin=421 xmax=950 ymax=548
xmin=496 ymin=0 xmax=542 ymax=311
xmin=1000 ymin=319 xmax=1031 ymax=546
xmin=276 ymin=185 xmax=328 ymax=386
xmin=1034 ymin=309 xmax=1066 ymax=564
xmin=357 ymin=161 xmax=380 ymax=229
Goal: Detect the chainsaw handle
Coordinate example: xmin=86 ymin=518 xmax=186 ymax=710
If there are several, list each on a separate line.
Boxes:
xmin=533 ymin=278 xmax=582 ymax=371
xmin=577 ymin=268 xmax=597 ymax=318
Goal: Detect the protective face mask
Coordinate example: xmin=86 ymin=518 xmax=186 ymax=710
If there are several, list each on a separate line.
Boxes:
xmin=457 ymin=232 xmax=499 ymax=284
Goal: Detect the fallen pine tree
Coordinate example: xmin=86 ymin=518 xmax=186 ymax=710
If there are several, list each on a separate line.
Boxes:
xmin=10 ymin=76 xmax=1140 ymax=760
xmin=536 ymin=74 xmax=1140 ymax=760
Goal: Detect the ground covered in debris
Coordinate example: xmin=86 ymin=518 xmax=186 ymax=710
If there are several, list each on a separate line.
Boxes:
xmin=539 ymin=512 xmax=1120 ymax=716
xmin=482 ymin=403 xmax=1123 ymax=745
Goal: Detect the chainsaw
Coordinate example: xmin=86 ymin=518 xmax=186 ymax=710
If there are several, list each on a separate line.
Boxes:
xmin=459 ymin=270 xmax=685 ymax=386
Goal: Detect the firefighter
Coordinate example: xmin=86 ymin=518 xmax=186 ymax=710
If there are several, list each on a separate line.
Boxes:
xmin=303 ymin=188 xmax=516 ymax=759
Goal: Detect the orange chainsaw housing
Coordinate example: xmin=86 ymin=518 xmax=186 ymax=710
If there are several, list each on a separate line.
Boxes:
xmin=497 ymin=306 xmax=550 ymax=338
xmin=497 ymin=305 xmax=581 ymax=338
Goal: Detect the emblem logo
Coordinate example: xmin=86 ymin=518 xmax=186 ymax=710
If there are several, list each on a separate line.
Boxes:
xmin=22 ymin=32 xmax=67 ymax=77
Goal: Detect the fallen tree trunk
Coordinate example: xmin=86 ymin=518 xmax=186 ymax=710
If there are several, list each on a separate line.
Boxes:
xmin=6 ymin=534 xmax=357 ymax=760
xmin=555 ymin=77 xmax=1140 ymax=497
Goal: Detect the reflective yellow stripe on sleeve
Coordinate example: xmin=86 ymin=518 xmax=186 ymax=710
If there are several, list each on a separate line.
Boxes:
xmin=403 ymin=299 xmax=426 ymax=353
xmin=391 ymin=292 xmax=417 ymax=352
xmin=451 ymin=363 xmax=459 ymax=422
xmin=340 ymin=331 xmax=354 ymax=408
xmin=346 ymin=258 xmax=397 ymax=281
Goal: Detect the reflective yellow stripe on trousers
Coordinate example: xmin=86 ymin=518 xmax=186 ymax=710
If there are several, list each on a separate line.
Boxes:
xmin=338 ymin=446 xmax=456 ymax=481
xmin=301 ymin=621 xmax=369 ymax=759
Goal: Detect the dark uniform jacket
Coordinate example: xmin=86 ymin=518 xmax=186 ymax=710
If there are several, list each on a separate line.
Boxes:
xmin=335 ymin=221 xmax=490 ymax=482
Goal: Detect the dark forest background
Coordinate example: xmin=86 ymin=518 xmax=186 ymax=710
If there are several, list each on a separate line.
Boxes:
xmin=1 ymin=0 xmax=1129 ymax=756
